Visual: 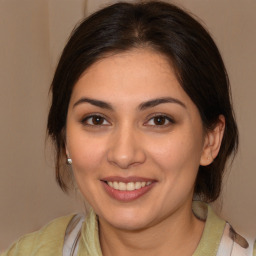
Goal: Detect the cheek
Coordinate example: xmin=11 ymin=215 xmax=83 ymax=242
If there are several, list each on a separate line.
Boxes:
xmin=66 ymin=130 xmax=107 ymax=176
xmin=67 ymin=133 xmax=107 ymax=205
xmin=147 ymin=130 xmax=203 ymax=178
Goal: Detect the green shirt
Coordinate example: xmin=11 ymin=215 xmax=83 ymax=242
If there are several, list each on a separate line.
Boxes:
xmin=1 ymin=202 xmax=253 ymax=256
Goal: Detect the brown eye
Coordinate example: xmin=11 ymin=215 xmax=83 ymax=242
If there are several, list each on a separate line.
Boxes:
xmin=146 ymin=115 xmax=174 ymax=126
xmin=82 ymin=115 xmax=110 ymax=126
xmin=154 ymin=116 xmax=166 ymax=125
xmin=91 ymin=116 xmax=104 ymax=125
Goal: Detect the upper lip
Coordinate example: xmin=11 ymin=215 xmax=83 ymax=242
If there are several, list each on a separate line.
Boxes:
xmin=101 ymin=176 xmax=156 ymax=183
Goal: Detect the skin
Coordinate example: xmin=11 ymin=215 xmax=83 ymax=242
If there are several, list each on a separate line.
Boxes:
xmin=65 ymin=49 xmax=225 ymax=256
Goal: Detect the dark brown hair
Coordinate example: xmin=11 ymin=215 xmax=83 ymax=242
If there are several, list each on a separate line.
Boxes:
xmin=47 ymin=1 xmax=238 ymax=202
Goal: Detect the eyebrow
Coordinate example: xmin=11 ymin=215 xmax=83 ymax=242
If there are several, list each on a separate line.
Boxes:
xmin=73 ymin=98 xmax=113 ymax=110
xmin=73 ymin=97 xmax=186 ymax=110
xmin=138 ymin=97 xmax=186 ymax=110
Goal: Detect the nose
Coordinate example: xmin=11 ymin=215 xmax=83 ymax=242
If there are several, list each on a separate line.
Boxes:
xmin=107 ymin=125 xmax=146 ymax=169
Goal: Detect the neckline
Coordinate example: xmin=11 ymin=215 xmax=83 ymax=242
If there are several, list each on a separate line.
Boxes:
xmin=78 ymin=201 xmax=226 ymax=256
xmin=192 ymin=201 xmax=226 ymax=255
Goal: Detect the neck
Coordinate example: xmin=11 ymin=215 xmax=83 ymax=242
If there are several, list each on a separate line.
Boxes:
xmin=99 ymin=202 xmax=205 ymax=256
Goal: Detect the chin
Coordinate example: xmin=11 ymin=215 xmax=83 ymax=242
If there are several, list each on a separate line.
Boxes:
xmin=107 ymin=218 xmax=151 ymax=231
xmin=99 ymin=207 xmax=156 ymax=231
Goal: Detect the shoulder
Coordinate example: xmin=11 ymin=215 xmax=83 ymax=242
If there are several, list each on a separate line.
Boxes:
xmin=192 ymin=201 xmax=256 ymax=256
xmin=218 ymin=222 xmax=255 ymax=256
xmin=1 ymin=214 xmax=75 ymax=256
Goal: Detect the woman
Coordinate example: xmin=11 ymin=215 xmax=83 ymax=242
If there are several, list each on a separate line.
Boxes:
xmin=2 ymin=1 xmax=255 ymax=255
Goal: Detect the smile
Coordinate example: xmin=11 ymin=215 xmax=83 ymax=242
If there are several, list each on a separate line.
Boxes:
xmin=106 ymin=181 xmax=152 ymax=191
xmin=101 ymin=177 xmax=156 ymax=202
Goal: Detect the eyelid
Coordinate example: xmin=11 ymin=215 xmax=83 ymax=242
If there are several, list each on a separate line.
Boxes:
xmin=144 ymin=113 xmax=175 ymax=126
xmin=81 ymin=113 xmax=111 ymax=126
xmin=79 ymin=112 xmax=175 ymax=127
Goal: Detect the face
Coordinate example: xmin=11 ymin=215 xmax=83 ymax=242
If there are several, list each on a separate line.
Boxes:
xmin=66 ymin=49 xmax=208 ymax=231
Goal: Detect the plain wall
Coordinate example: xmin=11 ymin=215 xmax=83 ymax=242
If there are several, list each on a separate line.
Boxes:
xmin=0 ymin=0 xmax=86 ymax=251
xmin=0 ymin=0 xmax=255 ymax=251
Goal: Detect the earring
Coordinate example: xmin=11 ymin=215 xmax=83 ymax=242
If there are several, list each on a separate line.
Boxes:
xmin=67 ymin=157 xmax=72 ymax=165
xmin=207 ymin=152 xmax=213 ymax=160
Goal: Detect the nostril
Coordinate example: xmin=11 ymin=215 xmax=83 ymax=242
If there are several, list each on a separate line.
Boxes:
xmin=107 ymin=145 xmax=146 ymax=169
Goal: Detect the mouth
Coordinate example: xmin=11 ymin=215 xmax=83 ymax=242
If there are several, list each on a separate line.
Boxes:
xmin=106 ymin=181 xmax=152 ymax=191
xmin=101 ymin=176 xmax=156 ymax=202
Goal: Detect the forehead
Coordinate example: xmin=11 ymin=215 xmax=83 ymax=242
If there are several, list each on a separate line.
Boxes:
xmin=69 ymin=49 xmax=192 ymax=108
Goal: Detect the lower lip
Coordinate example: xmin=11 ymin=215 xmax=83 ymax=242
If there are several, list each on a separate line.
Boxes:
xmin=102 ymin=181 xmax=156 ymax=202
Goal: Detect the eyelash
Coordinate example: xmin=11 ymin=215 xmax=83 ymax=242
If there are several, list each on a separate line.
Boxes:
xmin=80 ymin=114 xmax=175 ymax=127
xmin=145 ymin=114 xmax=175 ymax=127
xmin=81 ymin=114 xmax=110 ymax=126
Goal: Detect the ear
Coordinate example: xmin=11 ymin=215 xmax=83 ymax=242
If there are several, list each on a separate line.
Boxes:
xmin=200 ymin=115 xmax=225 ymax=166
xmin=61 ymin=128 xmax=70 ymax=157
xmin=66 ymin=148 xmax=70 ymax=157
xmin=65 ymin=144 xmax=70 ymax=158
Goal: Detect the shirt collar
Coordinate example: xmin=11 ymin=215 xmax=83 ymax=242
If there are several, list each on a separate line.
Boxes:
xmin=78 ymin=201 xmax=226 ymax=256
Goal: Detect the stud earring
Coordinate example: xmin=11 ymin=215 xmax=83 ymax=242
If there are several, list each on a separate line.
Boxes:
xmin=207 ymin=152 xmax=213 ymax=160
xmin=67 ymin=157 xmax=72 ymax=165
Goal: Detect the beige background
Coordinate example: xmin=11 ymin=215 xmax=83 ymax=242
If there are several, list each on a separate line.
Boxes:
xmin=0 ymin=0 xmax=255 ymax=251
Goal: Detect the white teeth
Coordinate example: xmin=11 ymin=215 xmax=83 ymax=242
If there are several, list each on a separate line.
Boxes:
xmin=127 ymin=182 xmax=135 ymax=191
xmin=135 ymin=182 xmax=142 ymax=189
xmin=107 ymin=181 xmax=152 ymax=191
xmin=119 ymin=182 xmax=126 ymax=191
xmin=113 ymin=181 xmax=119 ymax=190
